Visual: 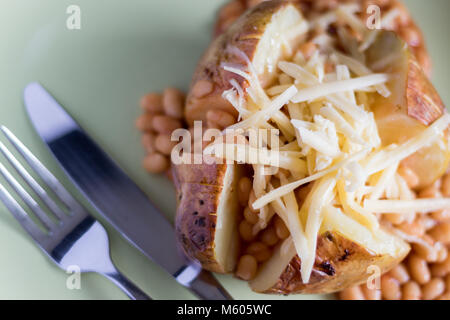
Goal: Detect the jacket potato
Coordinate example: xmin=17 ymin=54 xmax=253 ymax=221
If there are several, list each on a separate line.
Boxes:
xmin=173 ymin=0 xmax=449 ymax=294
xmin=214 ymin=0 xmax=431 ymax=77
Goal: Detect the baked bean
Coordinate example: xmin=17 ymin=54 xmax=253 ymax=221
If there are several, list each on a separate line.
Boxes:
xmin=142 ymin=153 xmax=169 ymax=174
xmin=248 ymin=190 xmax=258 ymax=213
xmin=408 ymin=255 xmax=431 ymax=284
xmin=239 ymin=220 xmax=255 ymax=242
xmin=136 ymin=113 xmax=155 ymax=131
xmin=422 ymin=278 xmax=445 ymax=300
xmin=141 ymin=132 xmax=156 ymax=153
xmin=418 ymin=184 xmax=441 ymax=199
xmin=314 ymin=0 xmax=339 ymax=12
xmin=191 ymin=80 xmax=214 ymax=98
xmin=260 ymin=226 xmax=279 ymax=246
xmin=154 ymin=134 xmax=178 ymax=156
xmin=238 ymin=177 xmax=252 ymax=207
xmin=428 ymin=223 xmax=450 ymax=244
xmin=381 ymin=275 xmax=401 ymax=300
xmin=442 ymin=174 xmax=450 ymax=197
xmin=430 ymin=209 xmax=450 ymax=222
xmin=246 ymin=242 xmax=272 ymax=262
xmin=243 ymin=207 xmax=259 ymax=225
xmin=393 ymin=2 xmax=411 ymax=27
xmin=324 ymin=61 xmax=335 ymax=73
xmin=397 ymin=165 xmax=420 ymax=189
xmin=412 ymin=241 xmax=438 ymax=263
xmin=397 ymin=220 xmax=425 ymax=237
xmin=417 ymin=216 xmax=437 ymax=231
xmin=437 ymin=292 xmax=450 ymax=300
xmin=299 ymin=42 xmax=317 ymax=60
xmin=402 ymin=281 xmax=422 ymax=300
xmin=384 ymin=213 xmax=405 ymax=225
xmin=389 ymin=264 xmax=410 ymax=284
xmin=219 ymin=1 xmax=245 ymax=20
xmin=296 ymin=184 xmax=313 ymax=207
xmin=206 ymin=110 xmax=235 ymax=130
xmin=151 ymin=115 xmax=182 ymax=134
xmin=436 ymin=245 xmax=448 ymax=263
xmin=369 ymin=0 xmax=391 ymax=8
xmin=400 ymin=28 xmax=421 ymax=47
xmin=361 ymin=285 xmax=381 ymax=300
xmin=430 ymin=255 xmax=450 ymax=277
xmin=445 ymin=274 xmax=450 ymax=290
xmin=270 ymin=176 xmax=281 ymax=189
xmin=274 ymin=216 xmax=290 ymax=239
xmin=140 ymin=93 xmax=163 ymax=113
xmin=339 ymin=286 xmax=365 ymax=300
xmin=235 ymin=255 xmax=258 ymax=280
xmin=162 ymin=88 xmax=184 ymax=119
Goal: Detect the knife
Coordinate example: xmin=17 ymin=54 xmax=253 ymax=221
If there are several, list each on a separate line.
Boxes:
xmin=24 ymin=82 xmax=232 ymax=300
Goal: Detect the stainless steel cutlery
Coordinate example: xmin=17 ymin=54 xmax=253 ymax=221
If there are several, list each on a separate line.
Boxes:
xmin=23 ymin=82 xmax=232 ymax=299
xmin=0 ymin=126 xmax=151 ymax=300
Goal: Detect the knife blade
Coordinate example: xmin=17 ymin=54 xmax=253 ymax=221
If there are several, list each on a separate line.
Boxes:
xmin=24 ymin=82 xmax=232 ymax=300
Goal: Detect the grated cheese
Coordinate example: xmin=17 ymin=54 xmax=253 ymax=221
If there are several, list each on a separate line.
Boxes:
xmin=364 ymin=198 xmax=450 ymax=214
xmin=217 ymin=9 xmax=450 ymax=286
xmin=291 ymin=74 xmax=390 ymax=103
xmin=251 ymin=149 xmax=369 ymax=210
xmin=364 ymin=114 xmax=450 ymax=175
xmin=301 ymin=175 xmax=336 ymax=283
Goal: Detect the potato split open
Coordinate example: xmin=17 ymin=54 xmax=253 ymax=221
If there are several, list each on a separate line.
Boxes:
xmin=173 ymin=1 xmax=449 ymax=294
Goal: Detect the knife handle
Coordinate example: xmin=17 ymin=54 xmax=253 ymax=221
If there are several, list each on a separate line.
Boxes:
xmin=188 ymin=270 xmax=233 ymax=300
xmin=103 ymin=270 xmax=152 ymax=300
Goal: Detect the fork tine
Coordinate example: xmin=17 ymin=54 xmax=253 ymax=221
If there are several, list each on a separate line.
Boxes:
xmin=1 ymin=126 xmax=83 ymax=215
xmin=0 ymin=139 xmax=67 ymax=221
xmin=0 ymin=160 xmax=55 ymax=231
xmin=0 ymin=182 xmax=47 ymax=242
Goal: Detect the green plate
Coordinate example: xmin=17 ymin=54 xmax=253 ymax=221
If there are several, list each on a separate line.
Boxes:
xmin=0 ymin=0 xmax=448 ymax=300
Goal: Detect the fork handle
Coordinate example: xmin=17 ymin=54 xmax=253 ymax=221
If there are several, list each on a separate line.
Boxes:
xmin=103 ymin=271 xmax=151 ymax=300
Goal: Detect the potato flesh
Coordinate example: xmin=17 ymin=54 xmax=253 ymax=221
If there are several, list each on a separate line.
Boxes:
xmin=252 ymin=5 xmax=305 ymax=87
xmin=369 ymin=32 xmax=448 ymax=188
xmin=215 ymin=164 xmax=240 ymax=272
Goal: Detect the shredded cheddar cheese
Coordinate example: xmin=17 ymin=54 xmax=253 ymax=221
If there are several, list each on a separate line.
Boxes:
xmin=210 ymin=3 xmax=450 ymax=285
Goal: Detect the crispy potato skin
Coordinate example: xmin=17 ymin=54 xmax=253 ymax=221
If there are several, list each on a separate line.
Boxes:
xmin=185 ymin=1 xmax=301 ymax=125
xmin=263 ymin=232 xmax=409 ymax=294
xmin=173 ymin=161 xmax=230 ymax=273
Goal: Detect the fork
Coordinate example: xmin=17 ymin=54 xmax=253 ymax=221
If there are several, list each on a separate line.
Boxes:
xmin=0 ymin=126 xmax=151 ymax=300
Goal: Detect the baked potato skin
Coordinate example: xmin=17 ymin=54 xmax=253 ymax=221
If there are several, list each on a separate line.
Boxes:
xmin=214 ymin=0 xmax=431 ymax=76
xmin=263 ymin=232 xmax=409 ymax=294
xmin=175 ymin=1 xmax=440 ymax=294
xmin=406 ymin=55 xmax=445 ymax=126
xmin=185 ymin=0 xmax=302 ymax=126
xmin=173 ymin=161 xmax=229 ymax=273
